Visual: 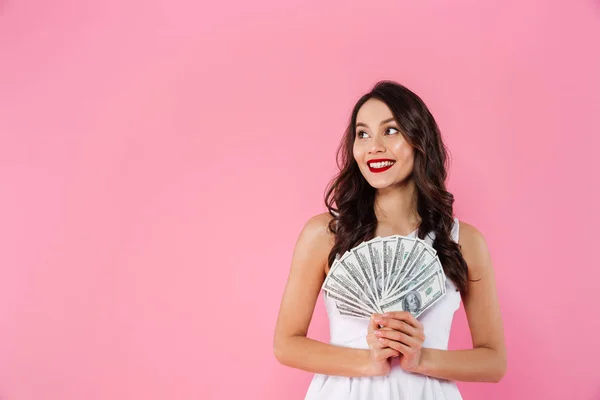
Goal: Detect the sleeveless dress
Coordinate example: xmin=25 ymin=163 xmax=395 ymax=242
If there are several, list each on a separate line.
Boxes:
xmin=304 ymin=217 xmax=463 ymax=400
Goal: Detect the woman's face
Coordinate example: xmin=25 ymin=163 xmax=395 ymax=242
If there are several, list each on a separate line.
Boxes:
xmin=353 ymin=98 xmax=415 ymax=190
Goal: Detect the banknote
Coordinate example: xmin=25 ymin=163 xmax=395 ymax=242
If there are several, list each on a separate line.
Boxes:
xmin=380 ymin=269 xmax=446 ymax=318
xmin=396 ymin=256 xmax=445 ymax=295
xmin=322 ymin=234 xmax=446 ymax=320
xmin=382 ymin=236 xmax=398 ymax=297
xmin=323 ymin=264 xmax=380 ymax=314
xmin=384 ymin=237 xmax=419 ymax=298
xmin=366 ymin=237 xmax=385 ymax=301
xmin=388 ymin=243 xmax=437 ymax=295
xmin=335 ymin=300 xmax=373 ymax=319
xmin=351 ymin=242 xmax=379 ymax=303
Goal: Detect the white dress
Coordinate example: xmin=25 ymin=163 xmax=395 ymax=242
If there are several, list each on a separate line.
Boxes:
xmin=304 ymin=218 xmax=463 ymax=400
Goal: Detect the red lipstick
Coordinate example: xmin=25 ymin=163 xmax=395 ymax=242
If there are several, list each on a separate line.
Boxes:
xmin=367 ymin=158 xmax=396 ymax=173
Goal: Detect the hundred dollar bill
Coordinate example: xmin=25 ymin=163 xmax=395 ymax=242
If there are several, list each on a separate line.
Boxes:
xmin=326 ymin=254 xmax=381 ymax=313
xmin=384 ymin=237 xmax=419 ymax=297
xmin=338 ymin=308 xmax=371 ymax=319
xmin=324 ymin=275 xmax=372 ymax=310
xmin=381 ymin=269 xmax=446 ymax=318
xmin=325 ymin=292 xmax=375 ymax=316
xmin=350 ymin=243 xmax=380 ymax=305
xmin=335 ymin=300 xmax=373 ymax=318
xmin=396 ymin=256 xmax=443 ymax=295
xmin=366 ymin=237 xmax=385 ymax=302
xmin=382 ymin=235 xmax=399 ymax=297
xmin=388 ymin=242 xmax=437 ymax=296
xmin=323 ymin=264 xmax=379 ymax=314
xmin=325 ymin=284 xmax=375 ymax=314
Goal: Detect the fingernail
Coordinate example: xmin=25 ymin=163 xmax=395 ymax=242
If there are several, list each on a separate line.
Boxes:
xmin=383 ymin=313 xmax=392 ymax=317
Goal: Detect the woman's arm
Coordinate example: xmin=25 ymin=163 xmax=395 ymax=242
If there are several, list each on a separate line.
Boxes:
xmin=416 ymin=221 xmax=507 ymax=382
xmin=273 ymin=213 xmax=392 ymax=377
xmin=373 ymin=221 xmax=506 ymax=382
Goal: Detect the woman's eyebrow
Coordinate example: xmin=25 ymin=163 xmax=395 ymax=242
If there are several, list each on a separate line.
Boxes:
xmin=356 ymin=118 xmax=395 ymax=128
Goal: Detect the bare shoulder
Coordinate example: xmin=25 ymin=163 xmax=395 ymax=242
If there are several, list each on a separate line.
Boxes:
xmin=457 ymin=220 xmax=488 ymax=252
xmin=301 ymin=212 xmax=335 ymax=247
xmin=304 ymin=212 xmax=335 ymax=235
xmin=295 ymin=212 xmax=336 ymax=269
xmin=458 ymin=220 xmax=493 ymax=280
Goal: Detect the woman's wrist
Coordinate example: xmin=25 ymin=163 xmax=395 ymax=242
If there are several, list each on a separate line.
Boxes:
xmin=359 ymin=349 xmax=378 ymax=377
xmin=414 ymin=347 xmax=435 ymax=376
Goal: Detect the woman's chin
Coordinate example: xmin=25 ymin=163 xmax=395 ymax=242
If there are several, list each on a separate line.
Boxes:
xmin=364 ymin=175 xmax=411 ymax=190
xmin=367 ymin=180 xmax=394 ymax=190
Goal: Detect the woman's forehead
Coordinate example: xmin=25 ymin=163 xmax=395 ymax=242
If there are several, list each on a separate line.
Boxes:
xmin=356 ymin=99 xmax=394 ymax=125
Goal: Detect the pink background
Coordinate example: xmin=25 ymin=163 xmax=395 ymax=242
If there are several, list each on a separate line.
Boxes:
xmin=1 ymin=0 xmax=599 ymax=399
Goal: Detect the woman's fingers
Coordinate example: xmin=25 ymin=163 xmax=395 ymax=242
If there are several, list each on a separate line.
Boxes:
xmin=377 ymin=337 xmax=414 ymax=357
xmin=379 ymin=319 xmax=421 ymax=339
xmin=375 ymin=328 xmax=420 ymax=347
xmin=374 ymin=312 xmax=425 ymax=341
xmin=367 ymin=329 xmax=399 ymax=363
xmin=366 ymin=331 xmax=384 ymax=348
xmin=374 ymin=347 xmax=400 ymax=361
xmin=369 ymin=312 xmax=423 ymax=363
xmin=368 ymin=316 xmax=379 ymax=334
xmin=382 ymin=311 xmax=422 ymax=329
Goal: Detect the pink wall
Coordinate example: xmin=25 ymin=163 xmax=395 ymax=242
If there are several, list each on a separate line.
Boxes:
xmin=1 ymin=0 xmax=599 ymax=399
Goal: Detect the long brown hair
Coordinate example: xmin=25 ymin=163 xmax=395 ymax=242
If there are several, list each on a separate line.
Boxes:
xmin=324 ymin=80 xmax=469 ymax=294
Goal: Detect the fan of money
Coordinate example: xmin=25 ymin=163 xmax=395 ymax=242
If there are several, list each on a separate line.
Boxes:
xmin=322 ymin=235 xmax=446 ymax=319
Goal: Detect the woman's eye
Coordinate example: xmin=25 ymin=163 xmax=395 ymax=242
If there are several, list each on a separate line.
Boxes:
xmin=386 ymin=127 xmax=399 ymax=135
xmin=357 ymin=131 xmax=368 ymax=139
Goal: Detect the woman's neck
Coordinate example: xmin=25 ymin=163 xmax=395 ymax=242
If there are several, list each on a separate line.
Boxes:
xmin=374 ymin=181 xmax=420 ymax=235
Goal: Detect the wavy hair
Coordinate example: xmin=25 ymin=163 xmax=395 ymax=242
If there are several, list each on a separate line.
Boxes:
xmin=324 ymin=80 xmax=469 ymax=294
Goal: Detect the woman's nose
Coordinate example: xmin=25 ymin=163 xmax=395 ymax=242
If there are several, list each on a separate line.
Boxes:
xmin=369 ymin=137 xmax=385 ymax=153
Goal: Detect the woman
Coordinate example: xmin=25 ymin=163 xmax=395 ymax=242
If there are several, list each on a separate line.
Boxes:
xmin=273 ymin=80 xmax=506 ymax=399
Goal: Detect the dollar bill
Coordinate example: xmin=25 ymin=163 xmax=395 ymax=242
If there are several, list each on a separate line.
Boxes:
xmin=323 ymin=234 xmax=447 ymax=319
xmin=384 ymin=237 xmax=419 ymax=298
xmin=327 ymin=253 xmax=382 ymax=313
xmin=322 ymin=261 xmax=379 ymax=314
xmin=350 ymin=243 xmax=380 ymax=305
xmin=387 ymin=242 xmax=437 ymax=296
xmin=325 ymin=291 xmax=377 ymax=315
xmin=338 ymin=308 xmax=372 ymax=319
xmin=396 ymin=256 xmax=443 ymax=295
xmin=366 ymin=237 xmax=385 ymax=301
xmin=380 ymin=269 xmax=446 ymax=318
xmin=335 ymin=300 xmax=373 ymax=318
xmin=382 ymin=236 xmax=399 ymax=297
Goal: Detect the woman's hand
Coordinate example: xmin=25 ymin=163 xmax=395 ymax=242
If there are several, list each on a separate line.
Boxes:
xmin=372 ymin=311 xmax=426 ymax=373
xmin=365 ymin=316 xmax=400 ymax=376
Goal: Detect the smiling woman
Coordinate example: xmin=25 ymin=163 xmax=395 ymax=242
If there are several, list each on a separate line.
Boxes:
xmin=354 ymin=102 xmax=416 ymax=188
xmin=273 ymin=80 xmax=506 ymax=400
